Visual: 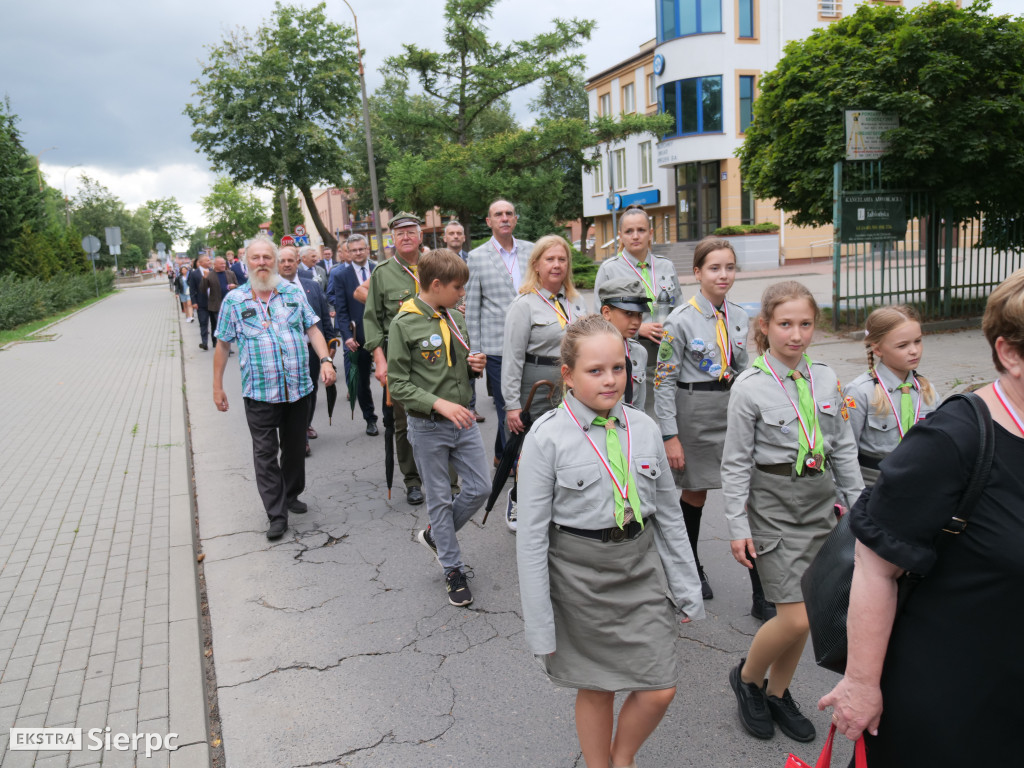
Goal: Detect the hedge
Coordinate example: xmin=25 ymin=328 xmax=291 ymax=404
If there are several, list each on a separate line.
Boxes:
xmin=0 ymin=271 xmax=115 ymax=330
xmin=712 ymin=222 xmax=781 ymax=236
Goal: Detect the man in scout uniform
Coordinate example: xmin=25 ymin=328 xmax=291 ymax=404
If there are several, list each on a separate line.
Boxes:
xmin=387 ymin=249 xmax=489 ymax=607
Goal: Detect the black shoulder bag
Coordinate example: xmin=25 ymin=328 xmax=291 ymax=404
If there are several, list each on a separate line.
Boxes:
xmin=801 ymin=392 xmax=995 ymax=674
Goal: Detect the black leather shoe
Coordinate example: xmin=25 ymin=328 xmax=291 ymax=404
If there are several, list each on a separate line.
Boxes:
xmin=699 ymin=566 xmax=714 ymax=600
xmin=199 ymin=343 xmax=208 ymax=351
xmin=266 ymin=519 xmax=287 ymax=540
xmin=751 ymin=593 xmax=777 ymax=622
xmin=766 ymin=688 xmax=816 ymax=743
xmin=305 ymin=442 xmax=311 ymax=457
xmin=406 ymin=486 xmax=425 ymax=505
xmin=729 ymin=659 xmax=774 ymax=740
xmin=366 ymin=421 xmax=379 ymax=436
xmin=288 ymin=499 xmax=308 ymax=514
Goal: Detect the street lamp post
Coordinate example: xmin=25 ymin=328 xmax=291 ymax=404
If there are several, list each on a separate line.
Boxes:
xmin=63 ymin=164 xmax=82 ymax=227
xmin=340 ymin=0 xmax=385 ymax=260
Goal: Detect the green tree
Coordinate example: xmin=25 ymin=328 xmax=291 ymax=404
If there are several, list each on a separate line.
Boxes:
xmin=145 ymin=197 xmax=189 ymax=250
xmin=0 ymin=99 xmax=48 ymax=271
xmin=70 ymin=175 xmax=132 ymax=269
xmin=738 ymin=0 xmax=1024 ymax=228
xmin=187 ymin=226 xmax=210 ymax=259
xmin=201 ymin=177 xmax=267 ymax=253
xmin=185 ymin=2 xmax=359 ymax=249
xmin=270 ymin=185 xmax=304 ymax=241
xmin=381 ymin=0 xmax=671 ymax=235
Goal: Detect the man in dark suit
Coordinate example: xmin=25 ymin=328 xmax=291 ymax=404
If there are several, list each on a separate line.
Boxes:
xmin=188 ymin=253 xmax=212 ymax=350
xmin=334 ymin=234 xmax=378 ymax=436
xmin=201 ymin=257 xmax=238 ymax=347
xmin=278 ymin=245 xmax=338 ymax=455
xmin=228 ymin=249 xmax=248 ymax=283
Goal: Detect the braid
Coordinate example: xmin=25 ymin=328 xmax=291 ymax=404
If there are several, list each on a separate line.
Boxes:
xmin=916 ymin=372 xmax=937 ymax=406
xmin=866 ymin=349 xmax=888 ymax=417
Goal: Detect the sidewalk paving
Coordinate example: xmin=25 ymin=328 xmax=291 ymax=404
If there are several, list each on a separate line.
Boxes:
xmin=182 ymin=271 xmax=995 ymax=767
xmin=0 ymin=285 xmax=209 ymax=767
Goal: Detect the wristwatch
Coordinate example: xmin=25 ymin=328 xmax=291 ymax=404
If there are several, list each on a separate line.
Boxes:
xmin=320 ymin=356 xmax=335 ymax=367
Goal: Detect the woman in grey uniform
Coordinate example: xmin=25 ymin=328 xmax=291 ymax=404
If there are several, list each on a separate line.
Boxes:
xmin=721 ymin=282 xmax=863 ymax=744
xmin=653 ymin=237 xmax=775 ymax=618
xmin=843 ymin=305 xmax=937 ymax=486
xmin=517 ymin=315 xmax=703 ymax=768
xmin=501 ymin=234 xmax=588 ymax=531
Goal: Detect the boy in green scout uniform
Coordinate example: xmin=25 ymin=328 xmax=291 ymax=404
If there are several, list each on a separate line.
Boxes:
xmin=387 ymin=249 xmax=489 ymax=607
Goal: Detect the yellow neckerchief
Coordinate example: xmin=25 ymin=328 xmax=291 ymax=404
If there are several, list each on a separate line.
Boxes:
xmin=688 ymin=294 xmax=730 ymax=381
xmin=399 ymin=297 xmax=452 ymax=366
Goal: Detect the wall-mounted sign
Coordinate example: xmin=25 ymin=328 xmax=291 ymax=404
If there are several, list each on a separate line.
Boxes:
xmin=653 ymin=53 xmax=665 ymax=76
xmin=606 ymin=189 xmax=662 ymax=211
xmin=845 ymin=110 xmax=899 ymax=161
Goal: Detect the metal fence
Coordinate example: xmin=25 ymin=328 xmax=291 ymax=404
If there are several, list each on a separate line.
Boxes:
xmin=831 ymin=161 xmax=1024 ymax=330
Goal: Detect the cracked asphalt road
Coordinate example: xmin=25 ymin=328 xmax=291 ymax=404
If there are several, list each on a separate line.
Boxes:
xmin=180 ymin=302 xmax=994 ymax=768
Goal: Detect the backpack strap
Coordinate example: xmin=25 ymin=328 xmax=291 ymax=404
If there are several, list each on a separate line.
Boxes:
xmin=941 ymin=392 xmax=995 ymax=535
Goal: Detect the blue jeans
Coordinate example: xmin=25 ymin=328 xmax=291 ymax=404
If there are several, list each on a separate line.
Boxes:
xmin=407 ymin=416 xmax=490 ymax=572
xmin=485 ymin=355 xmax=507 ymax=461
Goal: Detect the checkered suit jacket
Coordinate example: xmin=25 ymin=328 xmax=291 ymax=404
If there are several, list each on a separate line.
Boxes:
xmin=465 ymin=238 xmax=534 ymax=355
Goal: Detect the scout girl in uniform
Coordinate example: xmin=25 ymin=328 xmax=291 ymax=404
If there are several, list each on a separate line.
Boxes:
xmin=720 ymin=281 xmax=863 ymax=744
xmin=843 ymin=305 xmax=937 ymax=486
xmin=653 ymin=237 xmax=775 ymax=618
xmin=517 ymin=315 xmax=704 ymax=768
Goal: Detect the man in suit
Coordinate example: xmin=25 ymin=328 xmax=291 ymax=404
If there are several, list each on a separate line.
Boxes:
xmin=297 ymin=246 xmax=328 ymax=290
xmin=189 ymin=253 xmax=212 ymax=350
xmin=278 ymin=245 xmax=338 ymax=455
xmin=200 ymin=257 xmax=238 ymax=348
xmin=334 ymin=234 xmax=379 ymax=436
xmin=465 ymin=199 xmax=534 ymax=464
xmin=443 ymin=220 xmax=470 ymax=262
xmin=229 ymin=249 xmax=248 ymax=284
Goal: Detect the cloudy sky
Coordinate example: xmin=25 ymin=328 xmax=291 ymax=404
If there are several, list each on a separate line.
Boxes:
xmin=3 ymin=0 xmax=1019 ymax=247
xmin=2 ymin=0 xmax=653 ymax=245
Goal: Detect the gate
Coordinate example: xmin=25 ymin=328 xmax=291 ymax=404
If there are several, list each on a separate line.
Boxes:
xmin=831 ymin=160 xmax=1024 ymax=330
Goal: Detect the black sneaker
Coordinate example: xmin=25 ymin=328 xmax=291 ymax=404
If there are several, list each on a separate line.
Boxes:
xmin=416 ymin=528 xmax=440 ymax=566
xmin=445 ymin=569 xmax=473 ymax=607
xmin=288 ymin=499 xmax=308 ymax=514
xmin=407 ymin=486 xmax=425 ymax=505
xmin=729 ymin=659 xmax=774 ymax=739
xmin=698 ymin=566 xmax=713 ymax=600
xmin=266 ymin=518 xmax=287 ymax=540
xmin=766 ymin=688 xmax=816 ymax=742
xmin=751 ymin=593 xmax=777 ymax=622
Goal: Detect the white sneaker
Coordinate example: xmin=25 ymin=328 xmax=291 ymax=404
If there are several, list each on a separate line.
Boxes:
xmin=505 ymin=489 xmax=517 ymax=533
xmin=187 ymin=317 xmax=195 ymax=323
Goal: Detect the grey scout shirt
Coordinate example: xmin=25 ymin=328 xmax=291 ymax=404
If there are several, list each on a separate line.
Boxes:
xmin=653 ymin=292 xmax=750 ymax=435
xmin=843 ymin=361 xmax=937 ymax=458
xmin=593 ymin=251 xmax=681 ymax=325
xmin=500 ymin=290 xmax=588 ymax=410
xmin=720 ymin=352 xmax=864 ymax=540
xmin=626 ymin=338 xmax=648 ymax=412
xmin=515 ymin=390 xmax=705 ymax=655
xmin=465 ymin=238 xmax=534 ymax=355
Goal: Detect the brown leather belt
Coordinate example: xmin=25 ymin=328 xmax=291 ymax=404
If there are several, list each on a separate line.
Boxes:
xmin=553 ymin=518 xmax=650 ymax=543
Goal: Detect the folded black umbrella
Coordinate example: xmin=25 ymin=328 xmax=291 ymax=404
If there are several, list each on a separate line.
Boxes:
xmin=482 ymin=380 xmax=556 ymax=523
xmin=383 ymin=382 xmax=395 ymax=500
xmin=326 ymin=338 xmax=342 ymax=424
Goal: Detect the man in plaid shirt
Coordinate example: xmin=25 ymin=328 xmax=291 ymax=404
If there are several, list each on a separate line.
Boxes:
xmin=213 ymin=235 xmax=337 ymax=540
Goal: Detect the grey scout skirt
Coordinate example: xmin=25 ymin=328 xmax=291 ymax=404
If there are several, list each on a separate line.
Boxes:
xmin=672 ymin=387 xmax=730 ymax=490
xmin=746 ymin=467 xmax=836 ymax=604
xmin=520 ymin=362 xmax=562 ymax=422
xmin=542 ymin=524 xmax=679 ymax=692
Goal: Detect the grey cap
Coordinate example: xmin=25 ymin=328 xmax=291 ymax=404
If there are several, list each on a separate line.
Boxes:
xmin=598 ymin=276 xmax=650 ymax=312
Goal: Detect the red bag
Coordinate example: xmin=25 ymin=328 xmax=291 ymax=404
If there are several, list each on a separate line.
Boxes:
xmin=785 ymin=724 xmax=867 ymax=768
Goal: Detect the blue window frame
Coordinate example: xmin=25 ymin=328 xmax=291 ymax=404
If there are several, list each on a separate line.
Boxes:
xmin=738 ymin=0 xmax=755 ymax=38
xmin=657 ymin=0 xmax=722 ymax=43
xmin=739 ymin=75 xmax=754 ymax=132
xmin=659 ymin=76 xmax=723 ymax=138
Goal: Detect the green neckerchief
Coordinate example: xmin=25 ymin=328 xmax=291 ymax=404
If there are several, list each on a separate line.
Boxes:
xmin=897 ymin=382 xmax=914 ymax=435
xmin=591 ymin=415 xmax=644 ymax=529
xmin=621 ymin=252 xmax=655 ymax=304
xmin=753 ymin=353 xmax=821 ymax=475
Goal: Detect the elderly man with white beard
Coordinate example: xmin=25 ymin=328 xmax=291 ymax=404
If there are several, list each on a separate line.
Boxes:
xmin=212 ymin=235 xmax=337 ymax=540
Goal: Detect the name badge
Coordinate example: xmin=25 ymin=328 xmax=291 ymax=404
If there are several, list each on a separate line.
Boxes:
xmin=241 ymin=309 xmax=256 ymax=319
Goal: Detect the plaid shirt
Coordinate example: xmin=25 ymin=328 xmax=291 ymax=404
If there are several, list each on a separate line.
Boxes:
xmin=215 ymin=282 xmax=319 ymax=403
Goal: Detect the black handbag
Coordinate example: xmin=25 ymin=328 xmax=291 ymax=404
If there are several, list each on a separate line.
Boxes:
xmin=801 ymin=392 xmax=994 ymax=674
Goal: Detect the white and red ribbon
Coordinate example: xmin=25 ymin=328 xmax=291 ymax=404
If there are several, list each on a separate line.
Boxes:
xmin=443 ymin=309 xmax=470 ymax=351
xmin=875 ymin=370 xmax=922 ymax=440
xmin=761 ymin=354 xmax=819 ymax=452
xmin=533 ymin=289 xmax=571 ymax=325
xmin=562 ymin=399 xmax=632 ymax=505
xmin=622 ymin=253 xmax=656 ymax=299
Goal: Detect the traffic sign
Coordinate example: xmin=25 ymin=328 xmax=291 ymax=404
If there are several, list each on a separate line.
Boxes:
xmin=81 ymin=235 xmax=101 ymax=254
xmin=294 ymin=225 xmax=306 ymax=237
xmin=280 ymin=235 xmax=295 ymax=247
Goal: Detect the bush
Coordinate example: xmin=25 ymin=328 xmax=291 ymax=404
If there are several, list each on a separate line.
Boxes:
xmin=712 ymin=222 xmax=781 ymax=236
xmin=0 ymin=270 xmax=114 ymax=330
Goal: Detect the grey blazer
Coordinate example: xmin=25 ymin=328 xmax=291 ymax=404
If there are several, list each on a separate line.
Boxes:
xmin=465 ymin=238 xmax=534 ymax=355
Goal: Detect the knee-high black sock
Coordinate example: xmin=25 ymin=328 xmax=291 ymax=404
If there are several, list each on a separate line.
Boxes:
xmin=680 ymin=499 xmax=703 ymax=570
xmin=749 ymin=560 xmax=766 ymax=599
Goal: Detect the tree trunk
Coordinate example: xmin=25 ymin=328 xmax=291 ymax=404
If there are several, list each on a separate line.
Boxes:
xmin=298 ymin=185 xmax=337 ymax=250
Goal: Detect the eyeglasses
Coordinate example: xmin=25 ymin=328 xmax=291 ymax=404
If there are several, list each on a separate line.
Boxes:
xmin=393 ymin=229 xmax=419 ymax=238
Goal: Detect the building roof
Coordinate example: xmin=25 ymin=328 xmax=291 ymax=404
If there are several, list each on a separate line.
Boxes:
xmin=586 ymin=39 xmax=656 ymax=88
